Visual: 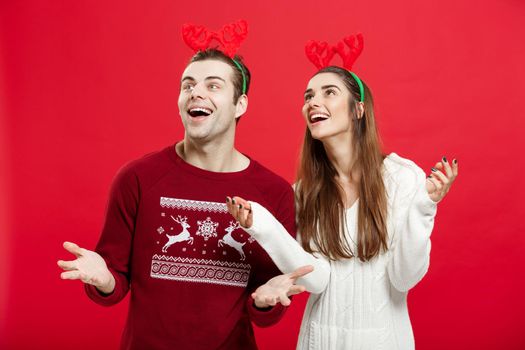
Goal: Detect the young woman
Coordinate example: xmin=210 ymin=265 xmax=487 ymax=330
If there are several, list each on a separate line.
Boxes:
xmin=226 ymin=64 xmax=458 ymax=349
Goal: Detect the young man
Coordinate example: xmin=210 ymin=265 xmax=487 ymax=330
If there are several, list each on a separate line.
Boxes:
xmin=57 ymin=49 xmax=306 ymax=349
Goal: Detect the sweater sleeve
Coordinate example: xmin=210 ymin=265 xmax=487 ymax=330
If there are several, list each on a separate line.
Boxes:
xmin=84 ymin=164 xmax=138 ymax=306
xmin=386 ymin=161 xmax=437 ymax=292
xmin=244 ymin=201 xmax=331 ymax=295
xmin=246 ymin=184 xmax=296 ymax=327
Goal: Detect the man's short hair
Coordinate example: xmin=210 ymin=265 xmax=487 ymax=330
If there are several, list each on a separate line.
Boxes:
xmin=188 ymin=49 xmax=251 ymax=104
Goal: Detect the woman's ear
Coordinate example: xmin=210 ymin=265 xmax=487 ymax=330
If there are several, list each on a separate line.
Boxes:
xmin=356 ymin=101 xmax=365 ymax=119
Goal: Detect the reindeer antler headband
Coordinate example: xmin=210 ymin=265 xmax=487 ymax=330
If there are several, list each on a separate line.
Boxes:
xmin=182 ymin=20 xmax=248 ymax=94
xmin=305 ymin=34 xmax=365 ymax=102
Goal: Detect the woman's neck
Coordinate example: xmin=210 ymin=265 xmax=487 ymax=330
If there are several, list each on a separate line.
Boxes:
xmin=322 ymin=134 xmax=361 ymax=208
xmin=322 ymin=134 xmax=358 ymax=182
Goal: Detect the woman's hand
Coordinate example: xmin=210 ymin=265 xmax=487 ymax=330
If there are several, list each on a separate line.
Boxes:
xmin=252 ymin=265 xmax=314 ymax=308
xmin=426 ymin=156 xmax=459 ymax=203
xmin=226 ymin=196 xmax=253 ymax=228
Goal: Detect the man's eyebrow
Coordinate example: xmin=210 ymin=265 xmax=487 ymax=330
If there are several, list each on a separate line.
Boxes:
xmin=205 ymin=76 xmax=226 ymax=82
xmin=304 ymin=88 xmax=313 ymax=95
xmin=181 ymin=76 xmax=226 ymax=83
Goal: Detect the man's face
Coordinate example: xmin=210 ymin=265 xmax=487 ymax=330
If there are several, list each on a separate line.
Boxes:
xmin=178 ymin=59 xmax=244 ymax=142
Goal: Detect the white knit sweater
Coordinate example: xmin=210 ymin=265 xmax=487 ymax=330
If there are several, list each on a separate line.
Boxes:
xmin=245 ymin=153 xmax=437 ymax=350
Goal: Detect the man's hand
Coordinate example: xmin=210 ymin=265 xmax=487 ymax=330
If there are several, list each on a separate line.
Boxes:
xmin=252 ymin=265 xmax=314 ymax=308
xmin=57 ymin=241 xmax=115 ymax=294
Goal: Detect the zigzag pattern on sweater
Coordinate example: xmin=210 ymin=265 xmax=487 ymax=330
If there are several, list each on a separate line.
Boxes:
xmin=152 ymin=254 xmax=250 ymax=269
xmin=150 ymin=255 xmax=250 ymax=287
xmin=160 ymin=197 xmax=228 ymax=213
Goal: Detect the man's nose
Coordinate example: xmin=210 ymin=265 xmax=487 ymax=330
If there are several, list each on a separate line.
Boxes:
xmin=190 ymin=82 xmax=206 ymax=99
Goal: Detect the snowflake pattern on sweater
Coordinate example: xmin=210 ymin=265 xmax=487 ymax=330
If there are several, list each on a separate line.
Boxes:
xmin=152 ymin=197 xmax=253 ymax=287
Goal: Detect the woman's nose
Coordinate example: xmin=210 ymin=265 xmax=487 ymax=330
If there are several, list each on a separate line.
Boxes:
xmin=308 ymin=95 xmax=321 ymax=108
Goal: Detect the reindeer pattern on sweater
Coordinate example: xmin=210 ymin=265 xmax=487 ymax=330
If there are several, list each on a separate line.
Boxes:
xmin=151 ymin=197 xmax=256 ymax=287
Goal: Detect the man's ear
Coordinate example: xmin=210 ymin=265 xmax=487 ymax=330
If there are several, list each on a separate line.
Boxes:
xmin=235 ymin=95 xmax=248 ymax=119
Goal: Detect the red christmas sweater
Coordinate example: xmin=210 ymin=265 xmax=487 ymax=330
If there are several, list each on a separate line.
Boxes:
xmin=85 ymin=145 xmax=296 ymax=350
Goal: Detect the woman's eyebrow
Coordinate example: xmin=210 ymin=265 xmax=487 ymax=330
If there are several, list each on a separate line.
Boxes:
xmin=321 ymin=85 xmax=341 ymax=91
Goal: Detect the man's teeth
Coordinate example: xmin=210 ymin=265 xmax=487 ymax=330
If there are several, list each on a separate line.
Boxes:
xmin=190 ymin=107 xmax=211 ymax=113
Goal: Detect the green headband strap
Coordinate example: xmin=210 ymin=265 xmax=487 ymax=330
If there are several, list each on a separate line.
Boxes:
xmin=348 ymin=71 xmax=364 ymax=103
xmin=231 ymin=59 xmax=247 ymax=95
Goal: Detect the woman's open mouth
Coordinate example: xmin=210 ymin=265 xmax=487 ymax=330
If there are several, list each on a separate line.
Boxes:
xmin=309 ymin=113 xmax=329 ymax=124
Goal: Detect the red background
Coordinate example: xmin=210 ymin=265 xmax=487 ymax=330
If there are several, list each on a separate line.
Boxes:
xmin=1 ymin=1 xmax=524 ymax=349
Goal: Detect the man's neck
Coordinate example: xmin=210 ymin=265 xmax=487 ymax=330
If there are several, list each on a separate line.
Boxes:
xmin=176 ymin=138 xmax=250 ymax=173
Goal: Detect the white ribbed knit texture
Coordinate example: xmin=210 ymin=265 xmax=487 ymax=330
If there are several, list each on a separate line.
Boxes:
xmin=244 ymin=153 xmax=437 ymax=350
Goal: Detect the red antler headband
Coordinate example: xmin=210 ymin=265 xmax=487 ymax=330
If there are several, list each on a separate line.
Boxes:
xmin=305 ymin=34 xmax=365 ymax=102
xmin=182 ymin=20 xmax=248 ymax=94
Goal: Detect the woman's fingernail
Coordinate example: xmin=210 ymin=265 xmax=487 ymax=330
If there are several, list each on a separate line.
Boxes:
xmin=442 ymin=156 xmax=447 ymax=163
xmin=232 ymin=199 xmax=236 ymax=204
xmin=226 ymin=197 xmax=230 ymax=202
xmin=453 ymin=159 xmax=458 ymax=165
xmin=239 ymin=204 xmax=243 ymax=209
xmin=431 ymin=167 xmax=437 ymax=172
xmin=249 ymin=209 xmax=252 ymax=214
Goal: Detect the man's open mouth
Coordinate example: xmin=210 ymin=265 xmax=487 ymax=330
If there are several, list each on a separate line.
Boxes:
xmin=188 ymin=107 xmax=212 ymax=117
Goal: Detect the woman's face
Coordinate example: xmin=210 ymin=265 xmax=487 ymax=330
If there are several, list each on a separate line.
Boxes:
xmin=302 ymin=72 xmax=353 ymax=141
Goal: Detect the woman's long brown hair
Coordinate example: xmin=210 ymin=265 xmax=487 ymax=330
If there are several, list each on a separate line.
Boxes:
xmin=296 ymin=66 xmax=388 ymax=261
